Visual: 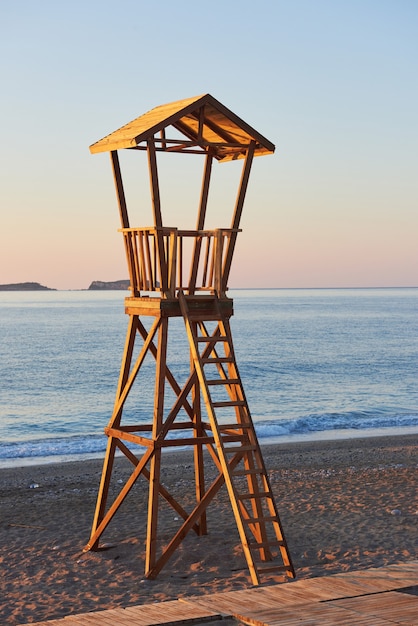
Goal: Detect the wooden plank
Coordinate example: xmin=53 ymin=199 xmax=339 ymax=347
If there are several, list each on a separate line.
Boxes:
xmin=332 ymin=590 xmax=418 ymax=622
xmin=264 ymin=576 xmax=385 ymax=603
xmin=233 ymin=603 xmax=390 ymax=625
xmin=23 ymin=562 xmax=418 ymax=626
xmin=124 ymin=599 xmax=221 ymax=624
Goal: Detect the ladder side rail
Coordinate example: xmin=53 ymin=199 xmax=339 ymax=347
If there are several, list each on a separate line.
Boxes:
xmin=179 ymin=291 xmax=261 ymax=585
xmin=188 ymin=295 xmax=295 ymax=581
xmin=191 ymin=322 xmax=207 ymax=535
xmin=215 ymin=316 xmax=273 ymax=559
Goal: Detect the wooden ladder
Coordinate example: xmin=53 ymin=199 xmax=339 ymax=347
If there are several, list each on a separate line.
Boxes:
xmin=179 ymin=291 xmax=295 ymax=585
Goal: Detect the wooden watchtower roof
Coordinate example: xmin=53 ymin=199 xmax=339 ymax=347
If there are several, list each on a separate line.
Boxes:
xmin=89 ymin=93 xmax=275 ymax=161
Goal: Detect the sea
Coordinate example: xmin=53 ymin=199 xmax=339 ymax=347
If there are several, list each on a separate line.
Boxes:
xmin=1 ymin=288 xmax=417 ymax=468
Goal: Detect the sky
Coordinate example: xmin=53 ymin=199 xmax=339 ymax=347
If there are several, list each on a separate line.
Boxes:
xmin=1 ymin=0 xmax=417 ymax=290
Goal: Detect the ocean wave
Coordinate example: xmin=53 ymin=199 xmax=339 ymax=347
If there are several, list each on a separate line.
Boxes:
xmin=254 ymin=410 xmax=418 ymax=440
xmin=0 ymin=410 xmax=417 ymax=462
xmin=0 ymin=435 xmax=106 ymax=460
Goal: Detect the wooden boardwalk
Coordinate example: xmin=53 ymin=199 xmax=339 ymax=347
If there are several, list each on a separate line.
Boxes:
xmin=25 ymin=560 xmax=418 ymax=625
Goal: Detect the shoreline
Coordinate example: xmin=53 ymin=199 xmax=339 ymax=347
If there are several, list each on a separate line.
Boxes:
xmin=1 ymin=426 xmax=418 ymax=470
xmin=1 ymin=433 xmax=417 ymax=624
xmin=1 ymin=431 xmax=416 ymax=482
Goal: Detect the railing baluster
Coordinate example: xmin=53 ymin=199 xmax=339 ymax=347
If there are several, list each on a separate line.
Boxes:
xmin=178 ymin=236 xmax=183 ymax=291
xmin=137 ymin=231 xmax=146 ymax=290
xmin=202 ymin=234 xmax=211 ymax=287
xmin=168 ymin=230 xmax=177 ymax=297
xmin=214 ymin=230 xmax=223 ymax=295
xmin=151 ymin=231 xmax=157 ymax=291
xmin=207 ymin=234 xmax=215 ymax=289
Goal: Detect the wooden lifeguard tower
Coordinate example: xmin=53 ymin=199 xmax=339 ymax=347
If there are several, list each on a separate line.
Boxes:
xmin=84 ymin=94 xmax=295 ymax=585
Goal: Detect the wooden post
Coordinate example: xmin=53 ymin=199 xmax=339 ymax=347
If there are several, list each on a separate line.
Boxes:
xmin=147 ymin=138 xmax=168 ymax=294
xmin=191 ymin=320 xmax=207 ymax=535
xmin=145 ymin=316 xmax=168 ymax=574
xmin=222 ymin=141 xmax=256 ymax=291
xmin=110 ymin=151 xmax=130 ymax=228
xmin=188 ymin=153 xmax=213 ymax=294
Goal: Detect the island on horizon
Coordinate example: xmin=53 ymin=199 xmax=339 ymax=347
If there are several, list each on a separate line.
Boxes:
xmin=0 ymin=280 xmax=131 ymax=291
xmin=87 ymin=280 xmax=130 ymax=290
xmin=0 ymin=282 xmax=56 ymax=291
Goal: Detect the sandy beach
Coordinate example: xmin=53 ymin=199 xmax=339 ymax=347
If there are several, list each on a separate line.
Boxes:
xmin=0 ymin=434 xmax=416 ymax=625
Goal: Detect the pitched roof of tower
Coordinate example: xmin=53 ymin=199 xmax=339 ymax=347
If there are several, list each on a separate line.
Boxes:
xmin=89 ymin=94 xmax=275 ymax=161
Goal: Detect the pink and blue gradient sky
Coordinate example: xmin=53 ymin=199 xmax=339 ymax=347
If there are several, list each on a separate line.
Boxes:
xmin=1 ymin=1 xmax=417 ymax=289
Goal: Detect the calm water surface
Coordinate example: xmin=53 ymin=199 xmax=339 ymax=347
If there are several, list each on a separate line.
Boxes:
xmin=0 ymin=288 xmax=417 ymax=466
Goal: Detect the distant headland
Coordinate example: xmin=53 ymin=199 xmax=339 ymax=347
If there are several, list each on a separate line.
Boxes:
xmin=0 ymin=282 xmax=56 ymax=291
xmin=87 ymin=280 xmax=130 ymax=290
xmin=0 ymin=280 xmax=130 ymax=291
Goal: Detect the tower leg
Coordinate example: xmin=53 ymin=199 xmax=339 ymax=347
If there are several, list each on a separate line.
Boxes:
xmin=145 ymin=317 xmax=168 ymax=575
xmin=86 ymin=315 xmax=138 ymax=549
xmin=191 ymin=322 xmax=207 ymax=536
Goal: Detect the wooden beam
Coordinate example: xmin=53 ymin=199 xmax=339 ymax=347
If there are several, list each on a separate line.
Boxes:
xmin=110 ymin=151 xmax=130 ymax=228
xmin=87 ymin=436 xmax=117 ymax=549
xmin=222 ymin=141 xmax=256 ymax=290
xmin=147 ymin=138 xmax=169 ymax=293
xmin=147 ymin=137 xmax=163 ymax=228
xmin=85 ymin=445 xmax=155 ymax=551
xmin=191 ymin=324 xmax=207 ymax=536
xmin=146 ymin=318 xmax=168 ymax=573
xmin=188 ymin=153 xmax=213 ymax=293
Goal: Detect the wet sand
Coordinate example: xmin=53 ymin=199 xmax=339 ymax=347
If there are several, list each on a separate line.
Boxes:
xmin=0 ymin=434 xmax=416 ymax=624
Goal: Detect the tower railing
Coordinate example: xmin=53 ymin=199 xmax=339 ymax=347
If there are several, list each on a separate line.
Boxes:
xmin=120 ymin=227 xmax=240 ymax=298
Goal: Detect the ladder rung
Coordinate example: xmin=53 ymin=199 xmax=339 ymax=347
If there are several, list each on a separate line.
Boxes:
xmin=196 ymin=336 xmax=228 ymax=342
xmin=202 ymin=357 xmax=233 ymax=364
xmin=249 ymin=540 xmax=285 ymax=549
xmin=212 ymin=400 xmax=246 ymax=408
xmin=244 ymin=515 xmax=278 ymax=524
xmin=223 ymin=445 xmax=257 ymax=453
xmin=232 ymin=468 xmax=265 ymax=477
xmin=253 ymin=564 xmax=291 ymax=574
xmin=217 ymin=423 xmax=252 ymax=430
xmin=206 ymin=378 xmax=240 ymax=386
xmin=237 ymin=491 xmax=272 ymax=500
